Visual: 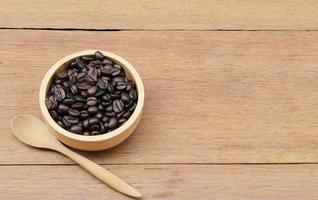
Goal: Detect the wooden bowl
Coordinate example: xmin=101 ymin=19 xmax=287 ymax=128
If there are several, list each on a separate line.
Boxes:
xmin=39 ymin=50 xmax=144 ymax=151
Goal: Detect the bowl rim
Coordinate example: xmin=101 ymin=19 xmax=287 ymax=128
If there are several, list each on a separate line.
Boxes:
xmin=39 ymin=50 xmax=144 ymax=142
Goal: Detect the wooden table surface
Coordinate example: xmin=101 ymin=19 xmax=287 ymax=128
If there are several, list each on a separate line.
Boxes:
xmin=2 ymin=1 xmax=318 ymax=199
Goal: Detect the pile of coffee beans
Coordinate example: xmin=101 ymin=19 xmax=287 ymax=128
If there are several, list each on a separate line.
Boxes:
xmin=45 ymin=51 xmax=138 ymax=135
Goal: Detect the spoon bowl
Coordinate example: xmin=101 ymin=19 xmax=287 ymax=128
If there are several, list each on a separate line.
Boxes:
xmin=11 ymin=114 xmax=59 ymax=149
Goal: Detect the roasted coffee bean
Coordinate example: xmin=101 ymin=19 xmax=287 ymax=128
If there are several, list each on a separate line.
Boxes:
xmin=113 ymin=99 xmax=124 ymax=113
xmin=80 ymin=90 xmax=89 ymax=98
xmin=57 ymin=70 xmax=68 ymax=79
xmin=127 ymin=102 xmax=137 ymax=112
xmin=78 ymin=82 xmax=91 ymax=90
xmin=62 ymin=116 xmax=71 ymax=128
xmin=67 ymin=117 xmax=79 ymax=124
xmin=129 ymin=89 xmax=137 ymax=100
xmin=102 ymin=58 xmax=113 ymax=65
xmin=70 ymin=125 xmax=82 ymax=134
xmin=105 ymin=111 xmax=116 ymax=117
xmin=57 ymin=121 xmax=64 ymax=128
xmin=120 ymin=92 xmax=130 ymax=104
xmin=87 ymin=68 xmax=98 ymax=82
xmin=76 ymin=57 xmax=86 ymax=69
xmin=112 ymin=64 xmax=122 ymax=76
xmin=95 ymin=51 xmax=105 ymax=60
xmin=57 ymin=104 xmax=69 ymax=114
xmin=88 ymin=117 xmax=99 ymax=126
xmin=108 ymin=117 xmax=118 ymax=130
xmin=80 ymin=110 xmax=90 ymax=119
xmin=118 ymin=118 xmax=126 ymax=124
xmin=89 ymin=124 xmax=100 ymax=132
xmin=102 ymin=116 xmax=109 ymax=122
xmin=88 ymin=106 xmax=98 ymax=114
xmin=54 ymin=85 xmax=66 ymax=101
xmin=63 ymin=98 xmax=75 ymax=106
xmin=101 ymin=65 xmax=113 ymax=75
xmin=116 ymin=81 xmax=126 ymax=90
xmin=77 ymin=72 xmax=86 ymax=82
xmin=87 ymin=86 xmax=97 ymax=95
xmin=87 ymin=97 xmax=97 ymax=106
xmin=49 ymin=110 xmax=58 ymax=120
xmin=68 ymin=108 xmax=80 ymax=117
xmin=70 ymin=84 xmax=78 ymax=94
xmin=96 ymin=112 xmax=103 ymax=119
xmin=83 ymin=119 xmax=89 ymax=129
xmin=71 ymin=102 xmax=85 ymax=110
xmin=123 ymin=111 xmax=132 ymax=119
xmin=46 ymin=51 xmax=138 ymax=135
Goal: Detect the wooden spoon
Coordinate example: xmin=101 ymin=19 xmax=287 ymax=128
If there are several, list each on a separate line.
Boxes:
xmin=11 ymin=114 xmax=142 ymax=198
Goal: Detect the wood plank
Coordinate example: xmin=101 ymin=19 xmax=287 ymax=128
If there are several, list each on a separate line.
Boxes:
xmin=1 ymin=30 xmax=318 ymax=164
xmin=1 ymin=0 xmax=318 ymax=30
xmin=1 ymin=164 xmax=318 ymax=199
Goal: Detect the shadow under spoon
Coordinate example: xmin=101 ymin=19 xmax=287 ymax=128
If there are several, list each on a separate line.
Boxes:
xmin=11 ymin=114 xmax=142 ymax=198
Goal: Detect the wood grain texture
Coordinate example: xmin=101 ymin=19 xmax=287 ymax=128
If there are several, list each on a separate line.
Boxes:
xmin=1 ymin=30 xmax=318 ymax=164
xmin=1 ymin=164 xmax=318 ymax=199
xmin=1 ymin=0 xmax=318 ymax=30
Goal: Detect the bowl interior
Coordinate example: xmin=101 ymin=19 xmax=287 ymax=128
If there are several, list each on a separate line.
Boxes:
xmin=39 ymin=50 xmax=144 ymax=142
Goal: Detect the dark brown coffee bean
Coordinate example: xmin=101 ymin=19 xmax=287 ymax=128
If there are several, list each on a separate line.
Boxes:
xmin=105 ymin=111 xmax=116 ymax=117
xmin=74 ymin=95 xmax=86 ymax=102
xmin=118 ymin=118 xmax=126 ymax=124
xmin=102 ymin=58 xmax=113 ymax=65
xmin=94 ymin=89 xmax=105 ymax=97
xmin=127 ymin=102 xmax=137 ymax=112
xmin=88 ymin=106 xmax=98 ymax=114
xmin=78 ymin=82 xmax=91 ymax=90
xmin=116 ymin=81 xmax=126 ymax=90
xmin=102 ymin=116 xmax=109 ymax=122
xmin=71 ymin=102 xmax=85 ymax=110
xmin=67 ymin=117 xmax=79 ymax=124
xmin=100 ymin=122 xmax=106 ymax=132
xmin=101 ymin=65 xmax=113 ymax=75
xmin=54 ymin=85 xmax=66 ymax=101
xmin=117 ymin=110 xmax=125 ymax=118
xmin=87 ymin=86 xmax=97 ymax=95
xmin=57 ymin=70 xmax=68 ymax=79
xmin=83 ymin=131 xmax=90 ymax=136
xmin=45 ymin=97 xmax=55 ymax=110
xmin=70 ymin=125 xmax=82 ymax=134
xmin=86 ymin=97 xmax=97 ymax=106
xmin=91 ymin=131 xmax=100 ymax=135
xmin=76 ymin=57 xmax=86 ymax=69
xmin=110 ymin=93 xmax=120 ymax=99
xmin=112 ymin=76 xmax=124 ymax=83
xmin=108 ymin=117 xmax=118 ymax=130
xmin=89 ymin=124 xmax=100 ymax=132
xmin=83 ymin=119 xmax=89 ymax=128
xmin=129 ymin=89 xmax=137 ymax=100
xmin=106 ymin=105 xmax=113 ymax=112
xmin=57 ymin=104 xmax=69 ymax=114
xmin=123 ymin=111 xmax=132 ymax=119
xmin=102 ymin=94 xmax=111 ymax=101
xmin=120 ymin=92 xmax=130 ymax=104
xmin=88 ymin=117 xmax=99 ymax=126
xmin=95 ymin=112 xmax=103 ymax=119
xmin=113 ymin=99 xmax=124 ymax=113
xmin=57 ymin=121 xmax=64 ymax=128
xmin=62 ymin=116 xmax=71 ymax=128
xmin=98 ymin=104 xmax=105 ymax=111
xmin=80 ymin=110 xmax=90 ymax=119
xmin=101 ymin=101 xmax=111 ymax=106
xmin=68 ymin=108 xmax=80 ymax=117
xmin=70 ymin=84 xmax=78 ymax=94
xmin=82 ymin=56 xmax=95 ymax=61
xmin=95 ymin=51 xmax=105 ymax=60
xmin=77 ymin=72 xmax=86 ymax=82
xmin=112 ymin=64 xmax=122 ymax=76
xmin=63 ymin=98 xmax=75 ymax=106
xmin=49 ymin=110 xmax=58 ymax=120
xmin=97 ymin=79 xmax=107 ymax=89
xmin=54 ymin=78 xmax=63 ymax=85
xmin=80 ymin=90 xmax=89 ymax=98
xmin=87 ymin=68 xmax=98 ymax=82
xmin=126 ymin=80 xmax=134 ymax=91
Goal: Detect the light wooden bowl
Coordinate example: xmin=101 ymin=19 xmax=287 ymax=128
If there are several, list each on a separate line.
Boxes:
xmin=39 ymin=50 xmax=144 ymax=151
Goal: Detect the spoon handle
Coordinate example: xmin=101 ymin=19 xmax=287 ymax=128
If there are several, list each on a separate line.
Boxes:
xmin=55 ymin=144 xmax=142 ymax=198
